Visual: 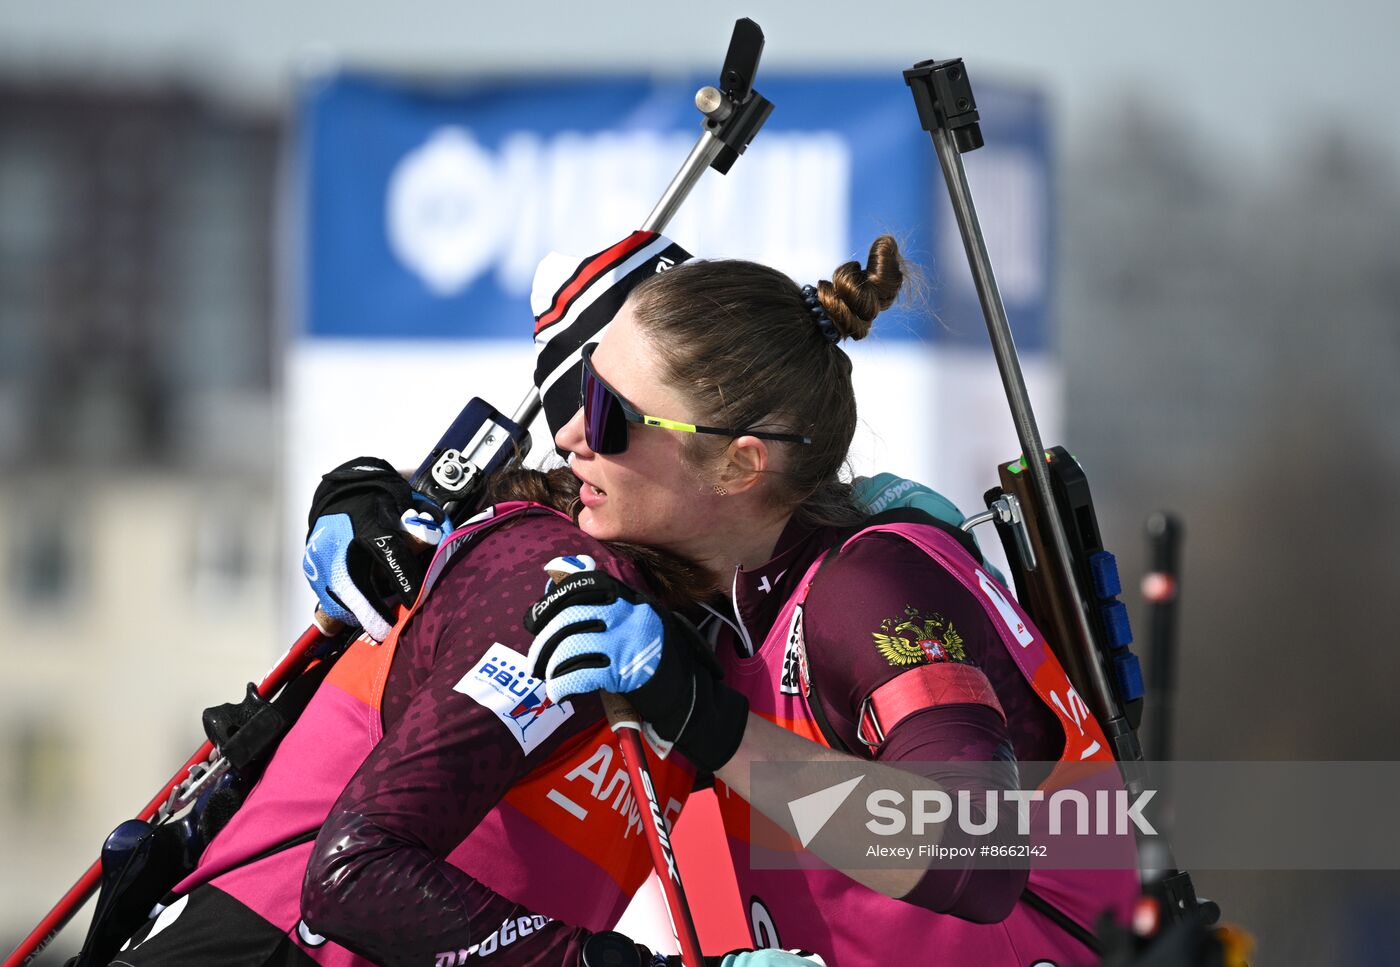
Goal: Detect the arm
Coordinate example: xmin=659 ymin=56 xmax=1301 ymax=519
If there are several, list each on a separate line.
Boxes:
xmin=302 ymin=526 xmax=607 ymax=967
xmin=718 ymin=532 xmax=1029 ymax=918
xmin=713 ymin=706 xmax=1024 ymax=918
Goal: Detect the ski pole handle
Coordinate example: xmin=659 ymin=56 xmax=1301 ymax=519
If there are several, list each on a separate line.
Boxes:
xmin=601 ymin=693 xmax=705 ymax=967
xmin=312 ymin=607 xmax=344 ymax=636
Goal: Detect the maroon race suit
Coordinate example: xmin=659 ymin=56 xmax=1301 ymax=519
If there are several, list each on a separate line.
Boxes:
xmin=703 ymin=516 xmax=1139 ymax=964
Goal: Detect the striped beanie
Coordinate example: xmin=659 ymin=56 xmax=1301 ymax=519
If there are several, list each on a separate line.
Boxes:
xmin=531 ymin=231 xmax=693 ymax=440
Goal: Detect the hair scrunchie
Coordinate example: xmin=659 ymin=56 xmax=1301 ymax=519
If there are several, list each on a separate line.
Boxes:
xmin=801 ymin=285 xmax=841 ymax=344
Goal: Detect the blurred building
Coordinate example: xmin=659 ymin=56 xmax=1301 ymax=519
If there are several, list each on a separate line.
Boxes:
xmin=0 ymin=82 xmax=283 ymax=959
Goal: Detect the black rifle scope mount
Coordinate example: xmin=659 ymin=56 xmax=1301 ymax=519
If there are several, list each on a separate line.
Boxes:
xmin=903 ymin=59 xmax=985 ymax=154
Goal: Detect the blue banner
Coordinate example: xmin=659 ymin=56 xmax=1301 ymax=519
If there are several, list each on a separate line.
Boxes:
xmin=299 ymin=71 xmax=1050 ymax=349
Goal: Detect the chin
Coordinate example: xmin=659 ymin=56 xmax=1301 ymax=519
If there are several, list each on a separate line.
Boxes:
xmin=576 ymin=507 xmax=612 ymax=540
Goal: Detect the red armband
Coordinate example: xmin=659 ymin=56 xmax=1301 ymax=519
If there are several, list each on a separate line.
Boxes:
xmin=857 ymin=663 xmax=1006 ymax=752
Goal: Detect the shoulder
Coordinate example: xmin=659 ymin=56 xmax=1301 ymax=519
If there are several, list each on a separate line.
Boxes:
xmin=449 ymin=509 xmax=646 ymax=589
xmin=804 ymin=528 xmax=994 ymax=675
xmin=813 ymin=528 xmax=969 ymax=606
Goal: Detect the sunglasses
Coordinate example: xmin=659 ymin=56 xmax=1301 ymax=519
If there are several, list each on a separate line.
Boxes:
xmin=580 ymin=343 xmax=813 ymax=455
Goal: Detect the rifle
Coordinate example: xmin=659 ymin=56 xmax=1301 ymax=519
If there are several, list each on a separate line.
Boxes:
xmin=903 ymin=59 xmax=1216 ymax=927
xmin=4 ymin=19 xmax=771 ymax=967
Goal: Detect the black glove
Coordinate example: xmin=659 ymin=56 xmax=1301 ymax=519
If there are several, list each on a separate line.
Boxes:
xmin=303 ymin=457 xmax=448 ymax=641
xmin=524 ymin=571 xmax=749 ymax=773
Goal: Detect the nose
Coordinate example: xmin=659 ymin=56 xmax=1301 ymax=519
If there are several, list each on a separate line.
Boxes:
xmin=555 ymin=403 xmax=590 ymax=457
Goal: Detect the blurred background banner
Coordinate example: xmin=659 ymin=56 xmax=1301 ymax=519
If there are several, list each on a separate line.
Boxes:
xmin=300 ymin=70 xmax=1050 ymax=345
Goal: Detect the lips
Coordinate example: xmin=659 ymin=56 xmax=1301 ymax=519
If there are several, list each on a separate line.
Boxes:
xmin=575 ymin=473 xmax=608 ymax=508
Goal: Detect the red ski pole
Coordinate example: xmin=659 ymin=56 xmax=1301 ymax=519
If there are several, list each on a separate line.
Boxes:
xmin=3 ymin=617 xmax=342 ymax=967
xmin=601 ymin=694 xmax=705 ymax=967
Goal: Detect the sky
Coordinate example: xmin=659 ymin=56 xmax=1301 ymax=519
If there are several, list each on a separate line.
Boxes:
xmin=2 ymin=0 xmax=1399 ymax=168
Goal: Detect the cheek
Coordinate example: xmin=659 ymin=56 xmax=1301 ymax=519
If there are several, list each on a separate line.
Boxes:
xmin=595 ymin=449 xmax=710 ymax=541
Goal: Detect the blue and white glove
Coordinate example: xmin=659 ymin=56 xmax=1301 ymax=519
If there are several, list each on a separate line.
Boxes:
xmin=303 ymin=457 xmax=449 ymax=641
xmin=524 ymin=571 xmax=748 ymax=772
xmin=854 ymin=471 xmax=1005 ymax=583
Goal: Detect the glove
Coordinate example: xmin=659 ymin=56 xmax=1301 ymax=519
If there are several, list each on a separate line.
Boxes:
xmin=718 ymin=952 xmax=825 ymax=967
xmin=524 ymin=571 xmax=748 ymax=772
xmin=854 ymin=471 xmax=1006 ymax=584
xmin=303 ymin=457 xmax=449 ymax=641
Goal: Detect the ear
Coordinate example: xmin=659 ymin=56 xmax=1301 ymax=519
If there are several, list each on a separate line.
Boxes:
xmin=723 ymin=435 xmax=770 ymax=494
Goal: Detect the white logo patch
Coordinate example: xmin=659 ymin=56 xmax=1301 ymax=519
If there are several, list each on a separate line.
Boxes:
xmin=976 ymin=569 xmax=1035 ymax=647
xmin=454 ymin=643 xmax=574 ymax=753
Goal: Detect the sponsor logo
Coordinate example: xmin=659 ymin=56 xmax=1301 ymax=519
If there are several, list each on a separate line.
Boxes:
xmin=385 ymin=125 xmax=851 ymax=299
xmin=454 ymin=643 xmax=574 ymax=753
xmin=867 ymin=477 xmax=920 ymax=514
xmin=872 ymin=607 xmax=965 ymax=667
xmin=372 ymin=534 xmax=416 ymax=594
xmin=435 ymin=914 xmax=553 ymax=963
xmin=303 ymin=525 xmax=327 ymax=582
xmin=529 ymin=572 xmax=598 ymax=623
xmin=779 ymin=604 xmax=805 ymax=696
xmin=1049 ymin=685 xmax=1104 ymax=761
xmin=545 ymin=740 xmax=682 ymax=839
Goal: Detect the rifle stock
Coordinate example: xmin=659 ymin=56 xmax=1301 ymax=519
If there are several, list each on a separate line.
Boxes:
xmin=993 ymin=448 xmax=1145 ymax=764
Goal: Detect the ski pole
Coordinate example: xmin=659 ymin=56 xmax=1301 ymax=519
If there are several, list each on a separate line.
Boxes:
xmin=601 ymin=694 xmax=705 ymax=967
xmin=4 ymin=622 xmax=337 ymax=967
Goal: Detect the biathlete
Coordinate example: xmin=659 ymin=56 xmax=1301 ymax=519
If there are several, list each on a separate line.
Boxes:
xmin=522 ymin=232 xmax=1140 ymax=965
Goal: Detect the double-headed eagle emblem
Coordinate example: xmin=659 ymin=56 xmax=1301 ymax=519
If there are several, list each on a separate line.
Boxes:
xmin=872 ymin=606 xmax=966 ymax=667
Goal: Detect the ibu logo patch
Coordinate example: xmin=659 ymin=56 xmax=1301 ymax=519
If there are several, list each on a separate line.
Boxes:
xmin=455 ymin=643 xmax=574 ymax=753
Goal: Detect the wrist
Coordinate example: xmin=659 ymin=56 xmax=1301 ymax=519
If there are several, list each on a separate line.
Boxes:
xmin=642 ymin=676 xmax=748 ymax=773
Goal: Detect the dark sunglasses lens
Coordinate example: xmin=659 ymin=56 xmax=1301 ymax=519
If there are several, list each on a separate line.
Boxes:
xmin=582 ymin=362 xmax=628 ymax=454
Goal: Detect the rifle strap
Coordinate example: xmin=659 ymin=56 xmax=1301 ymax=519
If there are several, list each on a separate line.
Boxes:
xmin=1021 ymin=886 xmax=1103 ymax=955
